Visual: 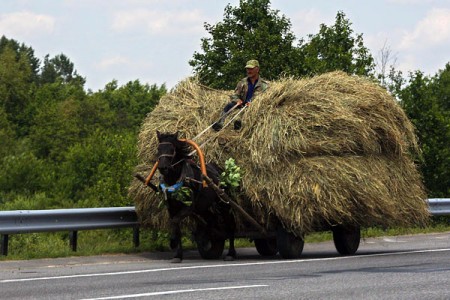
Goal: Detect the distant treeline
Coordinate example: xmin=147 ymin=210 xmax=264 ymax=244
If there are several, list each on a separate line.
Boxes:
xmin=0 ymin=36 xmax=166 ymax=210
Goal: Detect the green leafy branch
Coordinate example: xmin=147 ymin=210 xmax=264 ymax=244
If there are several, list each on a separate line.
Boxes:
xmin=220 ymin=158 xmax=242 ymax=189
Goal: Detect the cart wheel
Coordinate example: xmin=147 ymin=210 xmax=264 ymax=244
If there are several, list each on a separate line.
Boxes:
xmin=254 ymin=238 xmax=278 ymax=256
xmin=195 ymin=234 xmax=225 ymax=259
xmin=276 ymin=227 xmax=304 ymax=259
xmin=332 ymin=225 xmax=360 ymax=255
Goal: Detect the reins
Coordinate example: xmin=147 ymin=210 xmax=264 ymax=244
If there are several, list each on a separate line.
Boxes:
xmin=169 ymin=103 xmax=245 ymax=166
xmin=190 ymin=104 xmax=247 ymax=155
xmin=191 ymin=102 xmax=241 ymax=141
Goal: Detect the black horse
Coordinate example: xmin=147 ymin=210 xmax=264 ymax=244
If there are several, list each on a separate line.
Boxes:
xmin=155 ymin=131 xmax=236 ymax=263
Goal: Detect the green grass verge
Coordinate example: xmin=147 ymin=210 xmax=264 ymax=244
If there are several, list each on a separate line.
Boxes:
xmin=1 ymin=219 xmax=449 ymax=261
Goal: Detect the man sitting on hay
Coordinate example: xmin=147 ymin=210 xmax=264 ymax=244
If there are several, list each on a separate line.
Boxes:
xmin=213 ymin=59 xmax=269 ymax=131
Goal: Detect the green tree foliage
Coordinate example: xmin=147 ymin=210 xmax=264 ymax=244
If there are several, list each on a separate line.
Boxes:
xmin=190 ymin=0 xmax=300 ymax=89
xmin=432 ymin=63 xmax=450 ymax=111
xmin=40 ymin=53 xmax=86 ymax=85
xmin=298 ymin=11 xmax=375 ymax=76
xmin=399 ymin=69 xmax=450 ymax=197
xmin=58 ymin=130 xmax=138 ymax=207
xmin=0 ymin=107 xmax=15 ymax=157
xmin=0 ymin=35 xmax=40 ymax=80
xmin=0 ymin=44 xmax=33 ymax=134
xmin=29 ymin=98 xmax=83 ymax=160
xmin=94 ymin=80 xmax=166 ymax=129
xmin=0 ymin=152 xmax=55 ymax=198
xmin=0 ymin=36 xmax=166 ymax=214
xmin=190 ymin=3 xmax=374 ymax=89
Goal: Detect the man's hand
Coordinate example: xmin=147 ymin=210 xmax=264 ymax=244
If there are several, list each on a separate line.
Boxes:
xmin=236 ymin=99 xmax=244 ymax=106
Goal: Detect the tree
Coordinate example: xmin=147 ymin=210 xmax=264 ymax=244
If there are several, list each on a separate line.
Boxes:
xmin=0 ymin=36 xmax=40 ymax=81
xmin=376 ymin=41 xmax=398 ymax=87
xmin=0 ymin=152 xmax=54 ymax=196
xmin=57 ymin=130 xmax=137 ymax=206
xmin=40 ymin=53 xmax=85 ymax=86
xmin=298 ymin=11 xmax=375 ymax=76
xmin=93 ymin=80 xmax=166 ymax=129
xmin=0 ymin=106 xmax=15 ymax=157
xmin=399 ymin=70 xmax=450 ymax=197
xmin=29 ymin=98 xmax=82 ymax=161
xmin=431 ymin=63 xmax=450 ymax=111
xmin=0 ymin=45 xmax=33 ymax=135
xmin=190 ymin=0 xmax=300 ymax=89
xmin=426 ymin=64 xmax=450 ymax=196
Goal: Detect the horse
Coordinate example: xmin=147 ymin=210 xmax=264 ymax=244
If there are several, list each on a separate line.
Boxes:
xmin=155 ymin=131 xmax=236 ymax=263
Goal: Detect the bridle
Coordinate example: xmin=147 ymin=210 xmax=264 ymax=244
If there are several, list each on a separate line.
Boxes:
xmin=157 ymin=142 xmax=177 ymax=165
xmin=157 ymin=141 xmax=194 ymax=194
xmin=158 ymin=140 xmax=191 ymax=170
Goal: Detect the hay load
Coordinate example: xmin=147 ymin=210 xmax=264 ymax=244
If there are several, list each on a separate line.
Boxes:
xmin=129 ymin=71 xmax=429 ymax=235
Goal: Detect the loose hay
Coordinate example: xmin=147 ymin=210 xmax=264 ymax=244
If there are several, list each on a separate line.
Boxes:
xmin=129 ymin=71 xmax=429 ymax=235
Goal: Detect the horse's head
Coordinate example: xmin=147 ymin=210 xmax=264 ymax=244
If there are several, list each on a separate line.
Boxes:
xmin=156 ymin=131 xmax=190 ymax=178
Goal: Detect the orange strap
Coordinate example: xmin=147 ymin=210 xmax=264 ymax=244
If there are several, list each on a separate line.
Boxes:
xmin=145 ymin=139 xmax=207 ymax=188
xmin=144 ymin=161 xmax=159 ymax=186
xmin=179 ymin=139 xmax=207 ymax=187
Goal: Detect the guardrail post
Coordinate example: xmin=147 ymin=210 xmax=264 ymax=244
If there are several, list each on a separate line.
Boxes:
xmin=133 ymin=227 xmax=140 ymax=248
xmin=69 ymin=231 xmax=78 ymax=252
xmin=1 ymin=234 xmax=8 ymax=256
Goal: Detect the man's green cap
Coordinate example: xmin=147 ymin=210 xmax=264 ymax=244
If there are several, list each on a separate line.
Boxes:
xmin=245 ymin=59 xmax=259 ymax=69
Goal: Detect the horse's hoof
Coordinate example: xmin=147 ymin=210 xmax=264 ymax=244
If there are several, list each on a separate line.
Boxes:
xmin=171 ymin=258 xmax=182 ymax=263
xmin=223 ymin=255 xmax=235 ymax=261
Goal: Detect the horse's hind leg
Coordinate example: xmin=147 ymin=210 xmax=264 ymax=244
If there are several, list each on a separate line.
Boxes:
xmin=223 ymin=211 xmax=237 ymax=261
xmin=224 ymin=235 xmax=236 ymax=261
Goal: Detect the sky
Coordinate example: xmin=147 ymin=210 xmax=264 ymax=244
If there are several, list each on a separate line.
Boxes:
xmin=1 ymin=0 xmax=450 ymax=91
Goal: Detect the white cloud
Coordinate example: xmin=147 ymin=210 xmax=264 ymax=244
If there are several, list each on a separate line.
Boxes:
xmin=365 ymin=7 xmax=450 ymax=75
xmin=112 ymin=9 xmax=205 ymax=36
xmin=96 ymin=55 xmax=131 ymax=69
xmin=399 ymin=8 xmax=450 ymax=50
xmin=95 ymin=55 xmax=154 ymax=76
xmin=290 ymin=9 xmax=334 ymax=39
xmin=396 ymin=53 xmax=417 ymax=74
xmin=0 ymin=12 xmax=55 ymax=37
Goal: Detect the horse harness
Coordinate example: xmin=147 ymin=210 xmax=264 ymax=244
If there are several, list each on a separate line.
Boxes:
xmin=157 ymin=142 xmax=204 ymax=200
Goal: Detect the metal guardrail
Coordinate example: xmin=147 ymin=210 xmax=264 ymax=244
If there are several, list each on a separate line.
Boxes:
xmin=0 ymin=207 xmax=139 ymax=256
xmin=427 ymin=198 xmax=450 ymax=216
xmin=0 ymin=199 xmax=448 ymax=257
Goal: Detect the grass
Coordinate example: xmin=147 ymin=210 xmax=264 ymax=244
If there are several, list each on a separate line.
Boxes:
xmin=1 ymin=219 xmax=449 ymax=261
xmin=0 ymin=229 xmax=168 ymax=261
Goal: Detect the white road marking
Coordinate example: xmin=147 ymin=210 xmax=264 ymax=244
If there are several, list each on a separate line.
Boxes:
xmin=1 ymin=248 xmax=450 ymax=283
xmin=382 ymin=238 xmax=406 ymax=243
xmin=79 ymin=284 xmax=269 ymax=299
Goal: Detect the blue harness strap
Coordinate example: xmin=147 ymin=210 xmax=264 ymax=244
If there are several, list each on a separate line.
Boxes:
xmin=159 ymin=181 xmax=184 ymax=193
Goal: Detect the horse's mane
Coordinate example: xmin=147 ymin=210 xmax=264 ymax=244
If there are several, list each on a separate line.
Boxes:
xmin=158 ymin=132 xmax=192 ymax=159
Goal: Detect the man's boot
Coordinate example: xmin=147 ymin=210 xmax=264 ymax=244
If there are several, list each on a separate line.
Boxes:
xmin=233 ymin=119 xmax=242 ymax=130
xmin=212 ymin=121 xmax=223 ymax=131
xmin=212 ymin=112 xmax=226 ymax=131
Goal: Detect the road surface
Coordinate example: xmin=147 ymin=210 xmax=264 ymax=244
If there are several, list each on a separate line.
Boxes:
xmin=1 ymin=232 xmax=449 ymax=299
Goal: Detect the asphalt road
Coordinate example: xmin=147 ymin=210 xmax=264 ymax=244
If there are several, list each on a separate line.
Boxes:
xmin=1 ymin=232 xmax=449 ymax=300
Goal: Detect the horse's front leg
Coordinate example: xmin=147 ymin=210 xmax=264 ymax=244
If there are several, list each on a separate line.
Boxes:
xmin=168 ymin=200 xmax=191 ymax=263
xmin=169 ymin=220 xmax=183 ymax=263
